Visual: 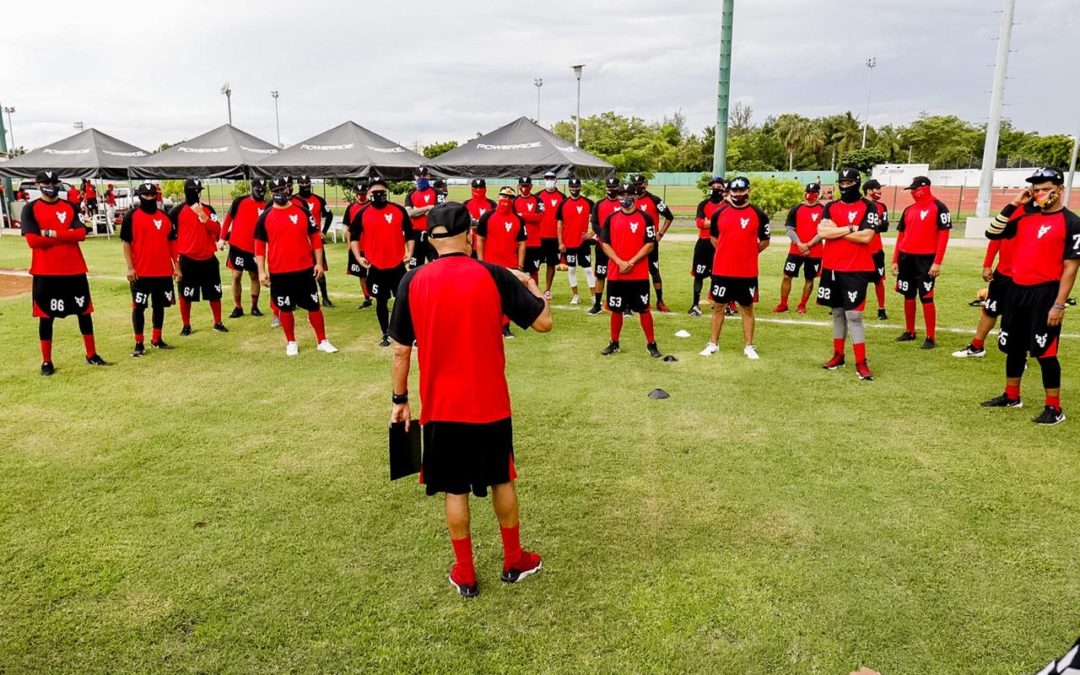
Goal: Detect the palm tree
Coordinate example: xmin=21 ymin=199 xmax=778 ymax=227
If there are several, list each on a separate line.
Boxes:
xmin=775 ymin=114 xmax=820 ymax=171
xmin=873 ymin=124 xmax=903 ymax=162
xmin=830 ymin=111 xmax=862 ymax=156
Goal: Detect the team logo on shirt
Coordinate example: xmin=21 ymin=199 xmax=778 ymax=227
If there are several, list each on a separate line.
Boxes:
xmin=57 ymin=212 xmax=68 ymax=224
xmin=811 ymin=213 xmax=820 ymax=222
xmin=848 ymin=291 xmax=858 ymax=303
xmin=479 ymin=209 xmax=487 ymax=216
xmin=740 ymin=217 xmax=750 ymax=229
xmin=1036 ymin=333 xmax=1048 ymax=348
xmin=384 ymin=213 xmax=394 ymax=224
xmin=424 ymin=195 xmax=431 ymax=204
xmin=920 ymin=209 xmax=930 ymax=221
xmin=289 ymin=214 xmax=299 ymax=224
xmin=847 ymin=212 xmax=857 ymax=224
xmin=153 ymin=219 xmax=163 ymax=230
xmin=74 ymin=296 xmax=85 ymax=308
xmin=505 ymin=222 xmax=513 ymax=232
xmin=526 ymin=204 xmax=534 ymax=211
xmin=257 ymin=208 xmax=265 ymax=216
xmin=1038 ymin=225 xmax=1052 ymax=239
xmin=576 ymin=206 xmax=584 ymax=214
xmin=630 ymin=222 xmax=639 ymax=234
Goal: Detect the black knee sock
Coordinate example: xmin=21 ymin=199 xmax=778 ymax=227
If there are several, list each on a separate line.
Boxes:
xmin=39 ymin=317 xmax=54 ymax=341
xmin=692 ymin=278 xmax=703 ymax=307
xmin=1039 ymin=356 xmax=1062 ymax=390
xmin=317 ymin=275 xmax=329 ymax=301
xmin=132 ymin=307 xmax=146 ymax=338
xmin=151 ymin=304 xmax=165 ymax=329
xmin=376 ymin=298 xmax=390 ymax=335
xmin=77 ymin=313 xmax=94 ymax=336
xmin=1006 ymin=350 xmax=1027 ymax=379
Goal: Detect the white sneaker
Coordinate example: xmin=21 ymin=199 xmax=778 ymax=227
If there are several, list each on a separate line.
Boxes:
xmin=271 ymin=316 xmax=281 ymax=328
xmin=699 ymin=342 xmax=719 ymax=357
xmin=317 ymin=339 xmax=338 ymax=354
xmin=744 ymin=345 xmax=760 ymax=360
xmin=570 ymin=294 xmax=580 ymax=305
xmin=285 ymin=341 xmax=299 ymax=356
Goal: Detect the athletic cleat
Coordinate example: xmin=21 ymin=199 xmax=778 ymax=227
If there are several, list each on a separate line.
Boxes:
xmin=772 ymin=303 xmax=789 ymax=314
xmin=743 ymin=345 xmax=760 ymax=360
xmin=379 ymin=335 xmax=391 ymax=347
xmin=796 ymin=305 xmax=807 ymax=314
xmin=448 ymin=572 xmax=479 ymax=598
xmin=570 ymin=294 xmax=580 ymax=305
xmin=85 ymin=354 xmax=110 ymax=366
xmin=656 ymin=301 xmax=671 ymax=313
xmin=250 ymin=306 xmax=264 ymax=317
xmin=822 ymin=353 xmax=845 ymax=370
xmin=688 ymin=305 xmax=702 ymax=317
xmin=150 ymin=340 xmax=173 ymax=350
xmin=699 ymin=341 xmax=719 ymax=357
xmin=179 ymin=325 xmax=192 ymax=336
xmin=981 ymin=393 xmax=1022 ymax=408
xmin=877 ymin=308 xmax=888 ymax=321
xmin=600 ymin=340 xmax=620 ymax=356
xmin=501 ymin=551 xmax=542 ymax=584
xmin=503 ymin=325 xmax=514 ymax=339
xmin=322 ymin=298 xmax=334 ymax=308
xmin=647 ymin=342 xmax=662 ymax=358
xmin=587 ymin=304 xmax=603 ymax=315
xmin=952 ymin=344 xmax=986 ymax=358
xmin=1033 ymin=406 xmax=1066 ymax=426
xmin=131 ymin=342 xmax=145 ymax=358
xmin=213 ymin=322 xmax=229 ymax=333
xmin=317 ymin=340 xmax=338 ymax=354
xmin=270 ymin=316 xmax=281 ymax=328
xmin=895 ymin=331 xmax=916 ymax=342
xmin=285 ymin=341 xmax=299 ymax=356
xmin=40 ymin=361 xmax=55 ymax=377
xmin=228 ymin=307 xmax=244 ymax=319
xmin=724 ymin=305 xmax=738 ymax=317
xmin=357 ymin=297 xmax=373 ymax=310
xmin=921 ymin=338 xmax=936 ymax=350
xmin=856 ymin=361 xmax=874 ymax=381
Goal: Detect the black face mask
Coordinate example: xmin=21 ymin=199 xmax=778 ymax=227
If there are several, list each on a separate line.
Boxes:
xmin=271 ymin=192 xmax=290 ymax=206
xmin=40 ymin=184 xmax=61 ymax=198
xmin=729 ymin=194 xmax=749 ymax=206
xmin=635 ymin=185 xmax=646 ymax=196
xmin=370 ymin=191 xmax=389 ymax=207
xmin=251 ymin=187 xmax=266 ymax=201
xmin=840 ymin=184 xmax=861 ymax=203
xmin=138 ymin=197 xmax=158 ymax=213
xmin=710 ymin=189 xmax=724 ymax=201
xmin=298 ymin=186 xmax=312 ymax=197
xmin=570 ymin=189 xmax=581 ymax=198
xmin=607 ymin=190 xmax=619 ymax=200
xmin=184 ymin=189 xmax=202 ymax=205
xmin=619 ymin=196 xmax=636 ymax=209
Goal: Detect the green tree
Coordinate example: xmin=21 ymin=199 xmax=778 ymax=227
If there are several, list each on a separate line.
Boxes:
xmin=422 ymin=140 xmax=458 ymax=159
xmin=900 ymin=115 xmax=980 ymax=168
xmin=839 ymin=147 xmax=888 ymax=173
xmin=161 ymin=180 xmax=185 ymax=200
xmin=230 ymin=180 xmax=250 ymax=200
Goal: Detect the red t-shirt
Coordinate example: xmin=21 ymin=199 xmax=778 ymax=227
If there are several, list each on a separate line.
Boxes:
xmin=465 ymin=196 xmax=497 ymax=250
xmin=222 ymin=195 xmax=267 ymax=253
xmin=388 ymin=254 xmax=545 ymax=425
xmin=868 ymin=200 xmax=889 ymax=254
xmin=477 ymin=207 xmax=526 ymax=268
xmin=67 ymin=187 xmax=81 ymax=203
xmin=994 ymin=207 xmax=1080 ymax=286
xmin=351 ymin=203 xmax=414 ymax=270
xmin=85 ymin=184 xmax=97 ymax=200
xmin=821 ymin=199 xmax=878 ymax=273
xmin=105 ymin=190 xmax=116 ymax=206
xmin=168 ymin=202 xmax=220 ymax=260
xmin=635 ymin=192 xmax=673 ymax=226
xmin=120 ymin=208 xmax=177 ymax=277
xmin=898 ymin=199 xmax=951 ymax=254
xmin=591 ymin=198 xmax=621 ymax=237
xmin=293 ymin=193 xmax=331 ymax=231
xmin=710 ymin=204 xmax=771 ymax=277
xmin=404 ymin=187 xmax=438 ymax=232
xmin=537 ymin=189 xmax=565 ymax=240
xmin=556 ymin=196 xmax=594 ymax=248
xmin=515 ymin=194 xmax=544 ymax=247
xmin=20 ymin=199 xmax=88 ymax=275
xmin=784 ymin=202 xmax=825 ymax=256
xmin=253 ymin=204 xmax=323 ymax=275
xmin=600 ymin=209 xmax=657 ymax=281
xmin=695 ymin=198 xmax=726 ymax=240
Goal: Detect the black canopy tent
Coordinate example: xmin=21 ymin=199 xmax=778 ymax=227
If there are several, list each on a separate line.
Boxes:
xmin=253 ymin=121 xmax=428 ymax=180
xmin=130 ymin=124 xmax=278 ymax=179
xmin=431 ymin=117 xmax=613 ymax=179
xmin=0 ymin=128 xmax=148 ymax=180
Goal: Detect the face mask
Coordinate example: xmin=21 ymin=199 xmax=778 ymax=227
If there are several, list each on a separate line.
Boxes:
xmin=370 ymin=191 xmax=389 ymax=207
xmin=1034 ymin=189 xmax=1059 ymax=210
xmin=544 ymin=179 xmax=556 ymax=189
xmin=298 ymin=186 xmax=312 ymax=197
xmin=607 ymin=190 xmax=619 ymax=200
xmin=840 ymin=184 xmax=861 ymax=203
xmin=710 ymin=189 xmax=724 ymax=201
xmin=185 ymin=189 xmax=202 ymax=205
xmin=729 ymin=193 xmax=749 ymax=206
xmin=520 ymin=186 xmax=532 ymax=197
xmin=620 ymin=196 xmax=636 ymax=209
xmin=355 ymin=192 xmax=368 ymax=204
xmin=139 ymin=197 xmax=158 ymax=213
xmin=252 ymin=187 xmax=266 ymax=201
xmin=497 ymin=198 xmax=512 ymax=211
xmin=271 ymin=192 xmax=290 ymax=206
xmin=40 ymin=184 xmax=60 ymax=198
xmin=416 ymin=178 xmax=430 ymax=191
xmin=911 ymin=186 xmax=932 ymax=203
xmin=570 ymin=189 xmax=581 ymax=198
xmin=635 ymin=185 xmax=646 ymax=196
xmin=471 ymin=188 xmax=487 ymax=199
xmin=805 ymin=193 xmax=818 ymax=204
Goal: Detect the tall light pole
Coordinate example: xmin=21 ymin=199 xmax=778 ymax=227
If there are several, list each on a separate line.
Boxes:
xmin=860 ymin=57 xmax=877 ymax=149
xmin=2 ymin=106 xmax=14 ymax=150
xmin=533 ymin=77 xmax=544 ymax=125
xmin=221 ymin=83 xmax=233 ymax=125
xmin=271 ymin=90 xmax=281 ymax=147
xmin=974 ymin=0 xmax=1016 ymax=219
xmin=571 ymin=65 xmax=584 ymax=146
xmin=712 ymin=0 xmax=734 ymax=176
xmin=1065 ymin=128 xmax=1079 ymax=209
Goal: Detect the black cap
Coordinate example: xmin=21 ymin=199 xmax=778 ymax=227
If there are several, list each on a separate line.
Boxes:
xmin=620 ymin=183 xmax=635 ymax=195
xmin=270 ymin=177 xmax=290 ymax=190
xmin=605 ymin=177 xmax=620 ymax=190
xmin=433 ymin=178 xmax=446 ymax=189
xmin=838 ymin=167 xmax=861 ymax=184
xmin=709 ymin=176 xmax=727 ymax=187
xmin=414 ymin=165 xmax=430 ymax=177
xmin=35 ymin=170 xmax=60 ymax=183
xmin=728 ymin=176 xmax=750 ymax=190
xmin=518 ymin=176 xmax=532 ymax=186
xmin=805 ymin=182 xmax=821 ymax=193
xmin=297 ymin=174 xmax=312 ymax=185
xmin=631 ymin=173 xmax=647 ymax=185
xmin=862 ymin=179 xmax=882 ymax=192
xmin=543 ymin=170 xmax=557 ymax=179
xmin=1026 ymin=167 xmax=1065 ymax=185
xmin=470 ymin=178 xmax=486 ymax=188
xmin=251 ymin=178 xmax=266 ymax=189
xmin=427 ymin=203 xmax=471 ymax=239
xmin=184 ymin=178 xmax=203 ymax=191
xmin=368 ymin=176 xmax=388 ymax=189
xmin=903 ymin=175 xmax=931 ymax=190
xmin=568 ymin=177 xmax=582 ymax=188
xmin=136 ymin=181 xmax=157 ymax=196
xmin=354 ymin=178 xmax=369 ymax=192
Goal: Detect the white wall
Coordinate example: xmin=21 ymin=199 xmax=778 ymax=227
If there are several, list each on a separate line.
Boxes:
xmin=873 ymin=163 xmax=1038 ymax=188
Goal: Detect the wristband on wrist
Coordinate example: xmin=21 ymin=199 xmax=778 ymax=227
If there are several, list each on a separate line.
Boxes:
xmin=1053 ymin=304 xmax=1067 ymax=311
xmin=392 ymin=392 xmax=409 ymax=404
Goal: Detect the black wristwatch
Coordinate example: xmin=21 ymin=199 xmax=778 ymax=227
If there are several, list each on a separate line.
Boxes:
xmin=392 ymin=392 xmax=409 ymax=404
xmin=848 ymin=225 xmax=855 ymax=233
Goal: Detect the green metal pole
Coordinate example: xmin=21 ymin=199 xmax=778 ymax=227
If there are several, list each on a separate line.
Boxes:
xmin=0 ymin=101 xmax=12 ymax=211
xmin=711 ymin=0 xmax=734 ymax=177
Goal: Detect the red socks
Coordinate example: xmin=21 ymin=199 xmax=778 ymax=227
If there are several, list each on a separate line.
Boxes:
xmin=450 ymin=536 xmax=476 ymax=585
xmin=799 ymin=292 xmax=810 ymax=307
xmin=179 ymin=299 xmax=192 ymax=326
xmin=500 ymin=524 xmax=523 ymax=569
xmin=40 ymin=340 xmax=52 ymax=362
xmin=279 ymin=311 xmax=296 ymax=341
xmin=853 ymin=342 xmax=867 ymax=363
xmin=82 ymin=333 xmax=96 ymax=358
xmin=923 ymin=301 xmax=936 ymax=340
xmin=904 ymin=299 xmax=916 ymax=333
xmin=972 ymin=337 xmax=985 ymax=350
xmin=640 ymin=310 xmax=656 ymax=343
xmin=1006 ymin=384 xmax=1021 ymax=400
xmin=210 ymin=299 xmax=222 ymax=324
xmin=875 ymin=279 xmax=886 ymax=309
xmin=833 ymin=338 xmax=845 ymax=355
xmin=780 ymin=292 xmax=789 ymax=305
xmin=308 ymin=310 xmax=327 ymax=342
xmin=1047 ymin=394 xmax=1061 ymax=410
xmin=152 ymin=327 xmax=162 ymax=344
xmin=135 ymin=332 xmax=144 ymax=344
xmin=610 ymin=311 xmax=623 ymax=341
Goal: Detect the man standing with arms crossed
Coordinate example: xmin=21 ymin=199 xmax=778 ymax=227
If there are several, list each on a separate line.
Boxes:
xmin=389 ymin=203 xmax=552 ymax=598
xmin=220 ymin=178 xmax=268 ymax=319
xmin=862 ymin=179 xmax=890 ymax=320
xmin=122 ymin=181 xmax=179 ymax=357
xmin=892 ymin=176 xmax=951 ymax=349
xmin=169 ymin=179 xmax=228 ymax=335
xmin=772 ymin=183 xmax=824 ymax=315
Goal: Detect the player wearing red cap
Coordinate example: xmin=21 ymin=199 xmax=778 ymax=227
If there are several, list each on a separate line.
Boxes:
xmin=773 ymin=183 xmax=824 ymax=315
xmin=168 ymin=178 xmax=228 ymax=335
xmin=892 ymin=176 xmax=951 ymax=349
xmin=122 ymin=182 xmax=180 ymax=357
xmin=220 ymin=178 xmax=268 ymax=318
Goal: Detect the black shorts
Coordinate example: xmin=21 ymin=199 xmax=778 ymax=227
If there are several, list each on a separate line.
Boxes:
xmin=998 ymin=282 xmax=1061 ymax=359
xmin=422 ymin=417 xmax=515 ymax=497
xmin=85 ymin=198 xmax=98 ymax=212
xmin=872 ymin=250 xmax=887 ymax=282
xmin=410 ymin=231 xmax=435 ymax=268
xmin=368 ymin=264 xmax=405 ymax=301
xmin=178 ymin=255 xmax=223 ymax=302
xmin=345 ymin=249 xmax=367 ymax=278
xmin=32 ymin=274 xmax=93 ymax=318
xmin=606 ymin=279 xmax=651 ymax=314
xmin=783 ymin=254 xmax=821 ymax=281
xmin=594 ymin=246 xmax=609 ymax=280
xmin=692 ymin=238 xmax=714 ymax=279
xmin=895 ymin=253 xmax=936 ymax=300
xmin=709 ymin=275 xmax=758 ymax=306
xmin=565 ymin=244 xmax=591 ymax=269
xmin=523 ymin=247 xmax=544 ymax=275
xmin=648 ymin=244 xmax=661 ymax=278
xmin=269 ymin=269 xmax=320 ymax=312
xmin=540 ymin=239 xmax=560 ymax=267
xmin=226 ymin=246 xmax=256 ymax=272
xmin=131 ymin=276 xmax=175 ymax=309
xmin=817 ymin=269 xmax=874 ymax=310
xmin=984 ymin=271 xmax=1014 ymax=319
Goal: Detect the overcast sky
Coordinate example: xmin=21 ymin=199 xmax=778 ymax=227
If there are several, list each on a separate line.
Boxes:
xmin=4 ymin=0 xmax=1077 ymax=153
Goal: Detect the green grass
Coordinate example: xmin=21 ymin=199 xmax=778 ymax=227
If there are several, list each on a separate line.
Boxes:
xmin=0 ymin=236 xmax=1078 ymax=674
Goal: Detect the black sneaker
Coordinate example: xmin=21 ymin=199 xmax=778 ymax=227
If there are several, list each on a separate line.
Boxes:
xmin=921 ymin=338 xmax=936 ymax=350
xmin=981 ymin=393 xmax=1023 ymax=408
xmin=647 ymin=342 xmax=662 ymax=358
xmin=150 ymin=340 xmax=173 ymax=350
xmin=379 ymin=335 xmax=391 ymax=347
xmin=688 ymin=305 xmax=702 ymax=317
xmin=322 ymin=298 xmax=334 ymax=308
xmin=895 ymin=331 xmax=916 ymax=342
xmin=877 ymin=308 xmax=888 ymax=320
xmin=85 ymin=354 xmax=110 ymax=366
xmin=250 ymin=306 xmax=264 ymax=317
xmin=180 ymin=325 xmax=192 ymax=336
xmin=131 ymin=342 xmax=145 ymax=358
xmin=40 ymin=361 xmax=55 ymax=376
xmin=448 ymin=574 xmax=479 ymax=598
xmin=213 ymin=322 xmax=229 ymax=333
xmin=587 ymin=304 xmax=603 ymax=315
xmin=1033 ymin=406 xmax=1066 ymax=425
xmin=503 ymin=325 xmax=514 ymax=339
xmin=358 ymin=298 xmax=372 ymax=310
xmin=600 ymin=340 xmax=620 ymax=356
xmin=228 ymin=307 xmax=244 ymax=319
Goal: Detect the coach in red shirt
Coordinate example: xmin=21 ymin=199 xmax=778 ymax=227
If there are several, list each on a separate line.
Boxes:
xmin=892 ymin=176 xmax=951 ymax=349
xmin=122 ymin=181 xmax=180 ymax=357
xmin=389 ymin=202 xmax=551 ymax=598
xmin=220 ymin=178 xmax=268 ymax=318
xmin=168 ymin=179 xmax=227 ymax=335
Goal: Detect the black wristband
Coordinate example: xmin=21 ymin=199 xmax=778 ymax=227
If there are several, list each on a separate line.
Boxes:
xmin=392 ymin=392 xmax=409 ymax=404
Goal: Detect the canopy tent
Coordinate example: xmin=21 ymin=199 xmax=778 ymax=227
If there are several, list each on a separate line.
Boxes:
xmin=130 ymin=124 xmax=278 ymax=179
xmin=0 ymin=128 xmax=148 ymax=180
xmin=431 ymin=117 xmax=613 ymax=179
xmin=253 ymin=121 xmax=428 ymax=180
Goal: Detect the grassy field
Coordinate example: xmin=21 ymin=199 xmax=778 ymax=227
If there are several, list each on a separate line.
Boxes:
xmin=0 ymin=235 xmax=1078 ymax=674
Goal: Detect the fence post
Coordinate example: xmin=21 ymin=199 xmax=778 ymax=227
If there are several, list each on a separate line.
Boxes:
xmin=956 ymin=184 xmax=965 ymax=221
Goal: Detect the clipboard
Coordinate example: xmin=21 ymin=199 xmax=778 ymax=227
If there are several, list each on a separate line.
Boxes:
xmin=389 ymin=421 xmax=422 ymax=480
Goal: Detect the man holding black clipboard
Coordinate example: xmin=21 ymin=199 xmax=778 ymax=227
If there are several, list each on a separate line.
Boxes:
xmin=389 ymin=202 xmax=552 ymax=598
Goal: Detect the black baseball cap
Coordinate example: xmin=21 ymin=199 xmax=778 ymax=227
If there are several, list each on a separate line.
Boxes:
xmin=1026 ymin=167 xmax=1065 ymax=185
xmin=427 ymin=203 xmax=471 ymax=238
xmin=568 ymin=177 xmax=582 ymax=188
xmin=709 ymin=176 xmax=727 ymax=187
xmin=903 ymin=176 xmax=931 ymax=190
xmin=805 ymin=182 xmax=821 ymax=193
xmin=297 ymin=174 xmax=312 ymax=185
xmin=838 ymin=167 xmax=861 ymax=184
xmin=433 ymin=179 xmax=446 ymax=190
xmin=354 ymin=178 xmax=369 ymax=193
xmin=470 ymin=178 xmax=486 ymax=188
xmin=269 ymin=177 xmax=289 ymax=190
xmin=619 ymin=183 xmax=635 ymax=195
xmin=251 ymin=178 xmax=266 ymax=189
xmin=35 ymin=170 xmax=60 ymax=183
xmin=605 ymin=177 xmax=620 ymax=190
xmin=136 ymin=181 xmax=157 ymax=196
xmin=631 ymin=174 xmax=647 ymax=185
xmin=728 ymin=176 xmax=750 ymax=190
xmin=368 ymin=176 xmax=388 ymax=189
xmin=184 ymin=178 xmax=203 ymax=191
xmin=518 ymin=176 xmax=532 ymax=186
xmin=414 ymin=165 xmax=430 ymax=177
xmin=862 ymin=179 xmax=882 ymax=191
